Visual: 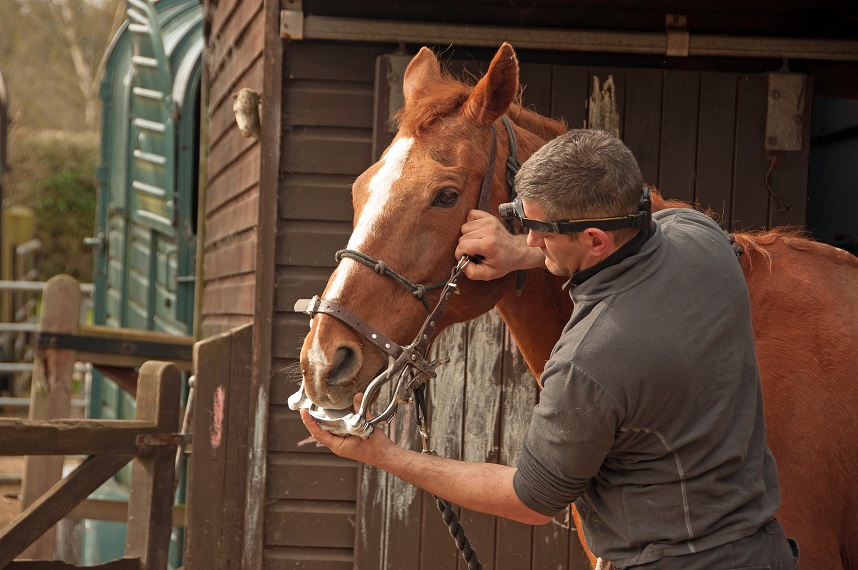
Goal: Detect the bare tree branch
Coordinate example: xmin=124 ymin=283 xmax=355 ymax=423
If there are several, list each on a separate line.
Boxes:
xmin=50 ymin=0 xmax=98 ymax=129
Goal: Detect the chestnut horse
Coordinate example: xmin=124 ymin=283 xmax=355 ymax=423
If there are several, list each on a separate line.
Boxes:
xmin=298 ymin=43 xmax=858 ymax=569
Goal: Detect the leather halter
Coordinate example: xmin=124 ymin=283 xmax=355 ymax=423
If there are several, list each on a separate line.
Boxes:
xmin=289 ymin=117 xmax=521 ymax=437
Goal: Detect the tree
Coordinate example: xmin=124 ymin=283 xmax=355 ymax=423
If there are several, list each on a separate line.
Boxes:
xmin=0 ymin=0 xmax=121 ymax=132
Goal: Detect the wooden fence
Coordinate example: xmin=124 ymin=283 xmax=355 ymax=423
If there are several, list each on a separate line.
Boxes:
xmin=0 ymin=360 xmax=182 ymax=568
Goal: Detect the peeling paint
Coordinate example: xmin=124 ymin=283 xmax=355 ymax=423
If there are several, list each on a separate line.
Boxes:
xmin=243 ymin=387 xmax=268 ymax=565
xmin=210 ymin=385 xmax=225 ymax=449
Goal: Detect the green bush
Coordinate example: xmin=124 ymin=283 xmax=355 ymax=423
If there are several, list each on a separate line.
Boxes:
xmin=5 ymin=129 xmax=98 ymax=282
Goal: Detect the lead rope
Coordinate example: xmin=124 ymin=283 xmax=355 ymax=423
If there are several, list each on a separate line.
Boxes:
xmin=414 ymin=385 xmax=484 ymax=570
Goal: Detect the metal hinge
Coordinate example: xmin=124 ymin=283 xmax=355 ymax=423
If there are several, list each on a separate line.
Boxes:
xmin=136 ymin=433 xmax=192 ymax=449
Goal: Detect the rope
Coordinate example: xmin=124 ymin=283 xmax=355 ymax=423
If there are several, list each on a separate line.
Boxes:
xmin=414 ymin=387 xmax=483 ymax=570
xmin=435 ymin=496 xmax=484 ymax=570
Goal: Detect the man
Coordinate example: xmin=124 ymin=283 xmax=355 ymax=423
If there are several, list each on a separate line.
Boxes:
xmin=302 ymin=129 xmax=796 ymax=569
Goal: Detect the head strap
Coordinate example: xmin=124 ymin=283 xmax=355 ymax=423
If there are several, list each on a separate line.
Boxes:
xmin=499 ymin=185 xmax=651 ymax=234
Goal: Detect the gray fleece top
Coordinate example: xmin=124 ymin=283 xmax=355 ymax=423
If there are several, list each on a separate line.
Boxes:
xmin=513 ymin=209 xmax=780 ymax=567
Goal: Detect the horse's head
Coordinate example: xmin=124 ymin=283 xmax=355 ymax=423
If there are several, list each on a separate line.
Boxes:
xmin=297 ymin=43 xmax=529 ymax=411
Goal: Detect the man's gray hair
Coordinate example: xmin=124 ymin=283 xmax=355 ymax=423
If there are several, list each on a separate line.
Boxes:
xmin=514 ymin=129 xmax=644 ymax=221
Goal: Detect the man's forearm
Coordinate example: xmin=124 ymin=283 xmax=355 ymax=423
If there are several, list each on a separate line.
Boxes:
xmin=371 ymin=444 xmax=552 ymax=525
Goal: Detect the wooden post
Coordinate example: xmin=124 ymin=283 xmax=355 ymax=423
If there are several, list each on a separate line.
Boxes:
xmin=124 ymin=361 xmax=181 ymax=570
xmin=20 ymin=274 xmax=81 ymax=559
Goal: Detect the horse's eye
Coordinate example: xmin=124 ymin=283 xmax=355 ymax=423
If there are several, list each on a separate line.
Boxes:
xmin=432 ymin=188 xmax=459 ymax=208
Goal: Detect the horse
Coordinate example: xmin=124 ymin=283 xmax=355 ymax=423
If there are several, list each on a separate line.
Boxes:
xmin=296 ymin=42 xmax=858 ymax=569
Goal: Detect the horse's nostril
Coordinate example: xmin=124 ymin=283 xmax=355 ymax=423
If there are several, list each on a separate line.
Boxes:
xmin=328 ymin=345 xmax=359 ymax=386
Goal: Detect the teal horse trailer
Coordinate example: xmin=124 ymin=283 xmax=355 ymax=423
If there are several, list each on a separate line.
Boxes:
xmin=86 ymin=0 xmax=202 ymax=565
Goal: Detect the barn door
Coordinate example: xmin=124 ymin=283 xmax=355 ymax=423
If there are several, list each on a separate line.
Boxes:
xmin=358 ymin=53 xmax=813 ymax=570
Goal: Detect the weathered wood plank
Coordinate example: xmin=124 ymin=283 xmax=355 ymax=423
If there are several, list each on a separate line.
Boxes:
xmin=532 ymin=515 xmax=570 ymax=570
xmin=284 ymin=42 xmax=385 ymax=83
xmin=696 ymin=72 xmax=739 ymax=224
xmin=587 ymin=67 xmax=626 ymax=137
xmin=266 ymin=454 xmax=358 ymax=501
xmin=185 ymin=329 xmax=234 ymax=570
xmin=519 ymin=62 xmax=553 ymax=117
xmin=272 ymin=266 xmax=334 ymax=313
xmin=458 ymin=311 xmax=504 ymax=570
xmin=277 ymin=173 xmax=354 ymax=223
xmin=658 ymin=70 xmax=700 ymax=203
xmin=0 ymin=454 xmax=133 ymax=567
xmin=732 ymin=74 xmax=771 ymax=231
xmin=7 ymin=558 xmax=141 ymax=569
xmin=203 ymin=229 xmax=257 ymax=282
xmin=496 ymin=331 xmax=537 ymax=570
xmin=206 ymin=145 xmax=259 ymax=214
xmin=222 ymin=324 xmax=253 ymax=566
xmin=0 ymin=419 xmax=158 ymax=455
xmin=381 ymin=392 xmax=423 ymax=570
xmin=623 ymin=68 xmax=663 ymax=188
xmin=204 ymin=190 xmax=259 ymax=246
xmin=420 ymin=323 xmax=466 ymax=569
xmin=551 ymin=65 xmax=589 ymax=130
xmin=265 ymin=501 xmax=356 ymax=548
xmin=286 ymin=79 xmax=375 ymax=129
xmin=200 ymin=273 xmax=257 ymax=317
xmin=281 ymin=127 xmax=373 ymax=175
xmin=21 ymin=274 xmax=81 ymax=558
xmin=125 ymin=361 xmax=182 ymax=570
xmin=275 ymin=221 xmax=352 ymax=267
xmin=65 ymin=498 xmax=185 ymax=527
xmin=263 ymin=546 xmax=352 ymax=570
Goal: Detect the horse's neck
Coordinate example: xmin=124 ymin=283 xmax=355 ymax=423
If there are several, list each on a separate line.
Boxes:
xmin=489 ymin=111 xmax=572 ymax=379
xmin=495 ymin=269 xmax=573 ymax=380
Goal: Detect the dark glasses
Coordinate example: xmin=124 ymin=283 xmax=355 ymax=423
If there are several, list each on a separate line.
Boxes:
xmin=499 ymin=185 xmax=651 ymax=234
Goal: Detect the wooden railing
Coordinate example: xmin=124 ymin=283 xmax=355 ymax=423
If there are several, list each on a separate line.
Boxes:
xmin=0 ymin=274 xmax=193 ymax=562
xmin=0 ymin=360 xmax=182 ymax=568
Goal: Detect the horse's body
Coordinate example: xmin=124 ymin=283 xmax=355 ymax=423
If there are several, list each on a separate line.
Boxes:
xmin=298 ymin=43 xmax=858 ymax=569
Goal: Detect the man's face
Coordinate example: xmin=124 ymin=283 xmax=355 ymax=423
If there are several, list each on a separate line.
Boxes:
xmin=522 ymin=199 xmax=586 ymax=277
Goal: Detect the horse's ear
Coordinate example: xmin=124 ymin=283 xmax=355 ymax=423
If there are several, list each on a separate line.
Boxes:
xmin=403 ymin=47 xmax=441 ymax=102
xmin=464 ymin=43 xmax=519 ymax=126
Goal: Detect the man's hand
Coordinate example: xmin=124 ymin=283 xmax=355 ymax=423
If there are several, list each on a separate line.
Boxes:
xmin=455 ymin=210 xmax=545 ymax=281
xmin=300 ymin=393 xmax=393 ymax=465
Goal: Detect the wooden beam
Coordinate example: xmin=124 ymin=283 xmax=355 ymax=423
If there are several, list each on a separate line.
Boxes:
xmin=76 ymin=324 xmax=193 ymax=371
xmin=0 ymin=419 xmax=158 ymax=456
xmin=291 ymin=14 xmax=858 ymax=63
xmin=0 ymin=454 xmax=133 ymax=567
xmin=6 ymin=558 xmax=141 ymax=569
xmin=66 ymin=498 xmax=186 ymax=527
xmin=21 ymin=274 xmax=81 ymax=559
xmin=94 ymin=365 xmax=139 ymax=397
xmin=124 ymin=361 xmax=182 ymax=570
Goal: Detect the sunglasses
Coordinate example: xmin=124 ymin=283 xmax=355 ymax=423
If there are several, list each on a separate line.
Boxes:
xmin=499 ymin=186 xmax=651 ymax=234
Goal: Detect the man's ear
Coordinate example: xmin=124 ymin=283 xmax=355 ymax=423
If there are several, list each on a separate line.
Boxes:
xmin=581 ymin=228 xmax=613 ymax=257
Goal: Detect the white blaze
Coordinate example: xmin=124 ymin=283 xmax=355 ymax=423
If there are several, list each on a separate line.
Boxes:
xmin=307 ymin=137 xmax=414 ymax=393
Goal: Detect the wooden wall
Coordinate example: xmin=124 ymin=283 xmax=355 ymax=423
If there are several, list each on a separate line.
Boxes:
xmin=199 ymin=0 xmax=265 ymax=338
xmin=266 ymin=41 xmax=813 ymax=569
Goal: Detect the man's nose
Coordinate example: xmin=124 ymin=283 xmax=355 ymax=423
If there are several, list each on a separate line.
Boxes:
xmin=526 ymin=229 xmax=543 ymax=248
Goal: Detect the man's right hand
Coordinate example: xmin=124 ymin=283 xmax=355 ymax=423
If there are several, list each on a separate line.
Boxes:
xmin=455 ymin=210 xmax=545 ymax=281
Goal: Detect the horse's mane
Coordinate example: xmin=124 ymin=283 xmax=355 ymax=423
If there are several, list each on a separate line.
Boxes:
xmin=507 ymin=103 xmax=567 ymax=141
xmin=651 ymin=190 xmax=858 ymax=270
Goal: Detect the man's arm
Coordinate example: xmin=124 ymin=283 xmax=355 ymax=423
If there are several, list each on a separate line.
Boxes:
xmin=301 ymin=408 xmax=554 ymax=525
xmin=455 ymin=210 xmax=545 ymax=281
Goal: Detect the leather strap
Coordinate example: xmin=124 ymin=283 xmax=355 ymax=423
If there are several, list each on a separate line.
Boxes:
xmin=295 ymin=296 xmax=403 ymax=358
